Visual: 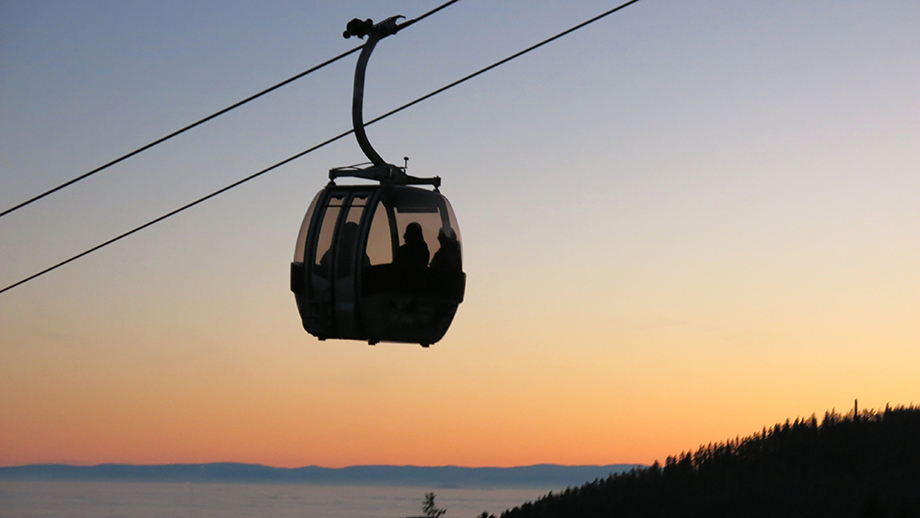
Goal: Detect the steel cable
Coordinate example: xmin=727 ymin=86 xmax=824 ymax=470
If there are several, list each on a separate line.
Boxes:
xmin=0 ymin=0 xmax=462 ymax=219
xmin=1 ymin=0 xmax=642 ymax=295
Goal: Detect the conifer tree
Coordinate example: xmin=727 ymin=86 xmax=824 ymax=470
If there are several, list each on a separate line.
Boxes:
xmin=422 ymin=492 xmax=446 ymax=518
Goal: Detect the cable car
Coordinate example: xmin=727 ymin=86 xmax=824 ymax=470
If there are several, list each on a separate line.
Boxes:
xmin=291 ymin=16 xmax=465 ymax=347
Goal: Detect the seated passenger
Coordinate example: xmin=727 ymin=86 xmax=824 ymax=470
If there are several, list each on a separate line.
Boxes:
xmin=394 ymin=222 xmax=429 ymax=268
xmin=429 ymin=227 xmax=462 ymax=271
xmin=319 ymin=222 xmax=367 ymax=278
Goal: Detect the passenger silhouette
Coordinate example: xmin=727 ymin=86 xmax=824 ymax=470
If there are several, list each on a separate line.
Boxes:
xmin=394 ymin=222 xmax=429 ymax=268
xmin=319 ymin=221 xmax=367 ymax=278
xmin=430 ymin=227 xmax=461 ymax=271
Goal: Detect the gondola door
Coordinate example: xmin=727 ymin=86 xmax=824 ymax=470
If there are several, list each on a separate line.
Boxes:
xmin=296 ymin=190 xmax=343 ymax=339
xmin=330 ymin=192 xmax=371 ymax=339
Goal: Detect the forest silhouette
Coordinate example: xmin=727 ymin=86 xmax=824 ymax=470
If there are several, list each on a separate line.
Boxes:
xmin=497 ymin=404 xmax=919 ymax=518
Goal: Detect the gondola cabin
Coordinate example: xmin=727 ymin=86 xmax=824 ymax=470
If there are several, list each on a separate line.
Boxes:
xmin=291 ymin=183 xmax=464 ymax=346
xmin=291 ymin=15 xmax=464 ymax=346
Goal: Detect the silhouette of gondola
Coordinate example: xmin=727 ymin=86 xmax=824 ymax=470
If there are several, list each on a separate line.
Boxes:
xmin=291 ymin=16 xmax=465 ymax=347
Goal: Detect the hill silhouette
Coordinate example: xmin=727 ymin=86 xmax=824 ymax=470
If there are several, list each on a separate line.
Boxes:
xmin=499 ymin=404 xmax=920 ymax=518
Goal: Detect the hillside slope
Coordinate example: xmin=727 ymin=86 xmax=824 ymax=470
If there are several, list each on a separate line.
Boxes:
xmin=501 ymin=405 xmax=920 ymax=518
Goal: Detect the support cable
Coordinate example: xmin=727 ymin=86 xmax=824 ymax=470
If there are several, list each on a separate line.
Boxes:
xmin=0 ymin=0 xmax=642 ymax=295
xmin=0 ymin=0 xmax=462 ymax=219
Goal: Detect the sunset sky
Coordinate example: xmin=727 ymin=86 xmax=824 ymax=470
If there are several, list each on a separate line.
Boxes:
xmin=1 ymin=1 xmax=918 ymax=469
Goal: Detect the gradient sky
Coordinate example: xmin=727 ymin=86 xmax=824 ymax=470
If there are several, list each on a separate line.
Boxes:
xmin=1 ymin=1 xmax=918 ymax=468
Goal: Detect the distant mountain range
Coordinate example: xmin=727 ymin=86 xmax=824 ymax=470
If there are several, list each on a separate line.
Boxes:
xmin=0 ymin=463 xmax=642 ymax=488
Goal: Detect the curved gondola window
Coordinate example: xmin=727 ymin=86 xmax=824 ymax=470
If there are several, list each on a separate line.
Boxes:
xmin=313 ymin=195 xmax=344 ymax=279
xmin=339 ymin=195 xmax=369 ymax=277
xmin=294 ymin=192 xmax=321 ymax=265
xmin=366 ymin=202 xmax=394 ymax=266
xmin=393 ymin=207 xmax=440 ymax=267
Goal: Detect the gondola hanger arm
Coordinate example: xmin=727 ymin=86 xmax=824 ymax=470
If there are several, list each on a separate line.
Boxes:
xmin=334 ymin=15 xmax=440 ymax=189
